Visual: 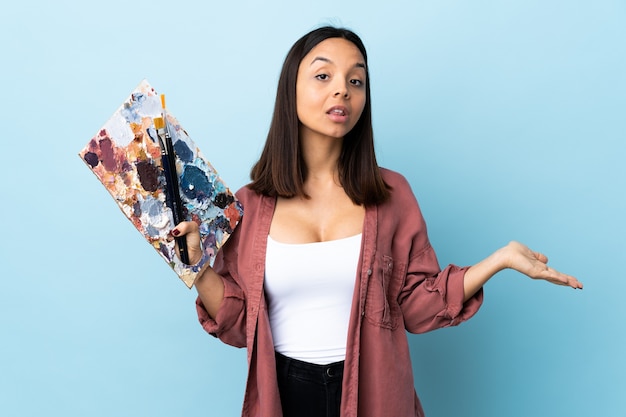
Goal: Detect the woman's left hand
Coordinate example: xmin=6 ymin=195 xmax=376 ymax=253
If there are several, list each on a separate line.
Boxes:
xmin=502 ymin=241 xmax=583 ymax=289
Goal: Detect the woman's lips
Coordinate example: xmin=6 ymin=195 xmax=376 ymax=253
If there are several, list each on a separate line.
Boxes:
xmin=327 ymin=106 xmax=349 ymax=122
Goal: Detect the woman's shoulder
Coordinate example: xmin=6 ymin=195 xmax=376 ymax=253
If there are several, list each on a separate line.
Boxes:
xmin=234 ymin=184 xmax=273 ymax=207
xmin=234 ymin=184 xmax=261 ymax=204
xmin=234 ymin=184 xmax=256 ymax=199
xmin=378 ymin=167 xmax=421 ymax=208
xmin=379 ymin=167 xmax=412 ymax=190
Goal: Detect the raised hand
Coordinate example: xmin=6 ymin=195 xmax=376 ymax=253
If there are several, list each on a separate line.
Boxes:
xmin=172 ymin=221 xmax=204 ymax=265
xmin=502 ymin=241 xmax=583 ymax=289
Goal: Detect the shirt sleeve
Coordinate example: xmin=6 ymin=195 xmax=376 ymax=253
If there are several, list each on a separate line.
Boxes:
xmin=400 ymin=243 xmax=483 ymax=334
xmin=195 ymin=230 xmax=248 ymax=348
xmin=378 ymin=169 xmax=484 ymax=333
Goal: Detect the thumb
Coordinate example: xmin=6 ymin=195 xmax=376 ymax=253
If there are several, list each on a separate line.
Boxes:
xmin=533 ymin=251 xmax=549 ymax=264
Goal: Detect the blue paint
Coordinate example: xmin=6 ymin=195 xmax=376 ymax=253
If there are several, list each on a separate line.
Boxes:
xmin=173 ymin=140 xmax=193 ymax=163
xmin=140 ymin=195 xmax=163 ymax=217
xmin=120 ymin=92 xmax=147 ymax=124
xmin=180 ymin=165 xmax=213 ymax=202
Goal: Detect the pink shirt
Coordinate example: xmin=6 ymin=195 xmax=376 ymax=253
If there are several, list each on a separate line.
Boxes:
xmin=196 ymin=168 xmax=484 ymax=417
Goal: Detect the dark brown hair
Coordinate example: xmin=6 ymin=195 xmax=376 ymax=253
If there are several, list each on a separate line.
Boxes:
xmin=249 ymin=26 xmax=390 ymax=206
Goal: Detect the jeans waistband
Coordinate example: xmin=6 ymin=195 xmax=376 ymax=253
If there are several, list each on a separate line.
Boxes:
xmin=275 ymin=351 xmax=344 ymax=383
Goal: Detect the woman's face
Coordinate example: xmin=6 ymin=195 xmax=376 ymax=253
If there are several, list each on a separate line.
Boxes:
xmin=295 ymin=37 xmax=367 ymax=142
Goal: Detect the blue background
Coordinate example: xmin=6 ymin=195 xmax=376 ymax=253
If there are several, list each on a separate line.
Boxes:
xmin=1 ymin=1 xmax=624 ymax=416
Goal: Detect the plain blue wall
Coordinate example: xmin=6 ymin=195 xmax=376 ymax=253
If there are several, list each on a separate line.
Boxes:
xmin=1 ymin=1 xmax=624 ymax=416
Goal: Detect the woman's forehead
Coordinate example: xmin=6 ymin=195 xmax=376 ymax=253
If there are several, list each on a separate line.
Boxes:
xmin=302 ymin=38 xmax=366 ymax=68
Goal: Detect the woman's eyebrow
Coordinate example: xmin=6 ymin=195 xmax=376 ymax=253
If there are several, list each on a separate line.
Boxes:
xmin=310 ymin=56 xmax=366 ymax=69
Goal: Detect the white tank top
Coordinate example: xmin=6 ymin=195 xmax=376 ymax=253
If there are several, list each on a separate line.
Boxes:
xmin=264 ymin=233 xmax=362 ymax=365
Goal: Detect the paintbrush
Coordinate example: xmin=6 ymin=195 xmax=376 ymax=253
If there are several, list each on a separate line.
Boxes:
xmin=154 ymin=96 xmax=190 ymax=264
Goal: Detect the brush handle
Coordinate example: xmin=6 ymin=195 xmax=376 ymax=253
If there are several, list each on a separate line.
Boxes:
xmin=156 ymin=116 xmax=191 ymax=265
xmin=175 ymin=233 xmax=190 ymax=265
xmin=166 ymin=148 xmax=190 ymax=265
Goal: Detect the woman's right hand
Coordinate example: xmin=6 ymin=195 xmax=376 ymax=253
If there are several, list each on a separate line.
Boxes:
xmin=172 ymin=221 xmax=203 ymax=265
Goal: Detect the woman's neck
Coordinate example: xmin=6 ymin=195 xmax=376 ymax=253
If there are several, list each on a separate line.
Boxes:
xmin=300 ymin=133 xmax=343 ymax=186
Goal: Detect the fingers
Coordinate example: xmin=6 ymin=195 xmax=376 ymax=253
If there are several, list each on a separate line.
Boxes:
xmin=564 ymin=273 xmax=584 ymax=289
xmin=544 ymin=267 xmax=584 ymax=290
xmin=511 ymin=242 xmax=583 ymax=290
xmin=171 ymin=221 xmax=203 ymax=265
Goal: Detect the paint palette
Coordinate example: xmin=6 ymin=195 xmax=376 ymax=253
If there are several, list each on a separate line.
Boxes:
xmin=79 ymin=79 xmax=243 ymax=288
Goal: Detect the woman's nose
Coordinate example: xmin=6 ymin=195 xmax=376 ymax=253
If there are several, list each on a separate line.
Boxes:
xmin=333 ymin=83 xmax=349 ymax=98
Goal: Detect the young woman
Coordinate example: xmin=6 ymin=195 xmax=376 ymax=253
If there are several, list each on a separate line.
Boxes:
xmin=172 ymin=26 xmax=582 ymax=417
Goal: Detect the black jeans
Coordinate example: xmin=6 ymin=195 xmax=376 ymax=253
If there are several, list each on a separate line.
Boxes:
xmin=275 ymin=352 xmax=344 ymax=417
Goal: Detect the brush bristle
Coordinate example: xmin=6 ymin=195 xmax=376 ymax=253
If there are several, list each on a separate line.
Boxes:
xmin=160 ymin=94 xmax=166 ymax=109
xmin=154 ymin=117 xmax=165 ymax=129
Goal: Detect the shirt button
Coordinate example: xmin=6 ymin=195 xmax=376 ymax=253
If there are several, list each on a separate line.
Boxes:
xmin=367 ymin=269 xmax=372 ymax=276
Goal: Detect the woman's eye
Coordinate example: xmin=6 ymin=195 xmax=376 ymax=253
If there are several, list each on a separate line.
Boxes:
xmin=350 ymin=79 xmax=363 ymax=86
xmin=315 ymin=74 xmax=329 ymax=80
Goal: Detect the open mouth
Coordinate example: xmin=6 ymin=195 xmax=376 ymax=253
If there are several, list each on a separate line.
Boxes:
xmin=327 ymin=106 xmax=348 ymax=117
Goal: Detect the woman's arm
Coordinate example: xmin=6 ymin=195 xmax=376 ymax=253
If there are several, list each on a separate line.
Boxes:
xmin=463 ymin=241 xmax=583 ymax=302
xmin=172 ymin=221 xmax=225 ymax=319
